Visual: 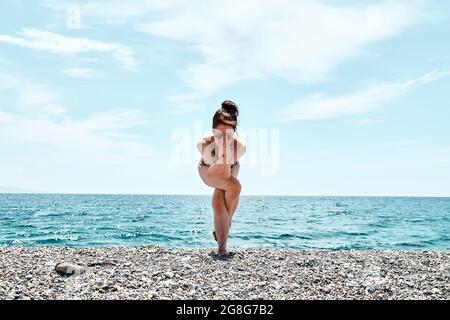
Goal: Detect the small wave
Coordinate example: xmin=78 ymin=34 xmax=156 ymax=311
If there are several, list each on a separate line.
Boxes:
xmin=396 ymin=242 xmax=428 ymax=249
xmin=118 ymin=232 xmax=150 ymax=239
xmin=332 ymin=243 xmax=372 ymax=251
xmin=327 ymin=210 xmax=352 ymax=216
xmin=234 ymin=234 xmax=265 ymax=240
xmin=437 ymin=235 xmax=450 ymax=242
xmin=367 ymin=222 xmax=389 ymax=228
xmin=117 ymin=232 xmax=183 ymax=242
xmin=279 ymin=233 xmax=296 ymax=239
xmin=234 ymin=233 xmax=313 ymax=241
xmin=339 ymin=231 xmax=375 ymax=236
xmin=335 ymin=203 xmax=349 ymax=208
xmin=14 ymin=224 xmax=38 ymax=229
xmin=33 ymin=238 xmax=66 ymax=245
xmin=267 ymin=217 xmax=287 ymax=222
xmin=272 ymin=234 xmax=313 ymax=240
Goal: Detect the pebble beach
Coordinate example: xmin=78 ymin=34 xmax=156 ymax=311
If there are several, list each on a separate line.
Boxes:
xmin=0 ymin=246 xmax=449 ymax=300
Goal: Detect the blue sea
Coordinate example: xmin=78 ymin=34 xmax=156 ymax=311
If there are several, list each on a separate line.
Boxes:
xmin=0 ymin=194 xmax=448 ymax=250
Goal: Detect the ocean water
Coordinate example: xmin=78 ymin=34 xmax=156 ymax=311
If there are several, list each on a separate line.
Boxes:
xmin=0 ymin=194 xmax=449 ymax=250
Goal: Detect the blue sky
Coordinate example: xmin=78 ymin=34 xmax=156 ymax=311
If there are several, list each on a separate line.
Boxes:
xmin=0 ymin=0 xmax=449 ymax=196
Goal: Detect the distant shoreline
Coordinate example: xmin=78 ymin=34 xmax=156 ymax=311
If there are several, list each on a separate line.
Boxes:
xmin=1 ymin=193 xmax=450 ymax=198
xmin=1 ymin=246 xmax=448 ymax=300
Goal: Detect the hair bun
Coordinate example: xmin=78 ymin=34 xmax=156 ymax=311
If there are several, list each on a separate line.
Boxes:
xmin=221 ymin=100 xmax=239 ymax=118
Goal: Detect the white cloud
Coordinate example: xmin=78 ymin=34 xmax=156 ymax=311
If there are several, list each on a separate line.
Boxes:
xmin=0 ymin=111 xmax=14 ymax=123
xmin=63 ymin=68 xmax=94 ymax=77
xmin=0 ymin=68 xmax=161 ymax=193
xmin=0 ymin=84 xmax=158 ymax=193
xmin=42 ymin=104 xmax=68 ymax=116
xmin=0 ymin=109 xmax=149 ymax=148
xmin=0 ymin=73 xmax=67 ymax=116
xmin=280 ymin=69 xmax=450 ymax=121
xmin=135 ymin=0 xmax=423 ymax=102
xmin=0 ymin=72 xmax=147 ymax=131
xmin=0 ymin=28 xmax=139 ymax=71
xmin=0 ymin=109 xmax=159 ymax=193
xmin=41 ymin=0 xmax=175 ymax=21
xmin=18 ymin=84 xmax=59 ymax=108
xmin=40 ymin=0 xmax=427 ymax=111
xmin=78 ymin=109 xmax=148 ymax=131
xmin=164 ymin=99 xmax=207 ymax=114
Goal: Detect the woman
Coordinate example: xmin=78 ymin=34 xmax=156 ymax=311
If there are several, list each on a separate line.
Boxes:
xmin=197 ymin=100 xmax=247 ymax=256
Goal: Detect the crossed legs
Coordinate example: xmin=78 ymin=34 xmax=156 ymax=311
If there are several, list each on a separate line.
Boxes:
xmin=199 ymin=163 xmax=242 ymax=255
xmin=212 ymin=183 xmax=241 ymax=254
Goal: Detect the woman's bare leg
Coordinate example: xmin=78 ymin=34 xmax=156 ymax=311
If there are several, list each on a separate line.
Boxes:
xmin=212 ymin=188 xmax=230 ymax=255
xmin=227 ymin=163 xmax=241 ymax=229
xmin=200 ymin=164 xmax=241 ymax=224
xmin=206 ymin=163 xmax=230 ymax=179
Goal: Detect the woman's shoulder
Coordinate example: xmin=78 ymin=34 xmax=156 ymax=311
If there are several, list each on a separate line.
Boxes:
xmin=196 ymin=135 xmax=214 ymax=152
xmin=197 ymin=134 xmax=214 ymax=145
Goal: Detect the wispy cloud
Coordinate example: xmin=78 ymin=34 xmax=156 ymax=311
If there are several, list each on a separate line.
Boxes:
xmin=63 ymin=68 xmax=94 ymax=78
xmin=0 ymin=71 xmax=147 ymax=134
xmin=164 ymin=98 xmax=208 ymax=114
xmin=0 ymin=28 xmax=139 ymax=71
xmin=33 ymin=1 xmax=443 ymax=115
xmin=41 ymin=0 xmax=172 ymax=22
xmin=78 ymin=109 xmax=148 ymax=131
xmin=279 ymin=69 xmax=450 ymax=121
xmin=0 ymin=69 xmax=157 ymax=193
xmin=135 ymin=0 xmax=423 ymax=103
xmin=0 ymin=110 xmax=149 ymax=147
xmin=0 ymin=109 xmax=156 ymax=193
xmin=40 ymin=0 xmax=427 ymax=112
xmin=0 ymin=111 xmax=14 ymax=124
xmin=0 ymin=73 xmax=67 ymax=116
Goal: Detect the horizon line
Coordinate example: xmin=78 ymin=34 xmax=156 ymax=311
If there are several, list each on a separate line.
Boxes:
xmin=0 ymin=192 xmax=449 ymax=198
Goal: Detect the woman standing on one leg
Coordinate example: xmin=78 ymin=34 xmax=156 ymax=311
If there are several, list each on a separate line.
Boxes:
xmin=197 ymin=100 xmax=246 ymax=256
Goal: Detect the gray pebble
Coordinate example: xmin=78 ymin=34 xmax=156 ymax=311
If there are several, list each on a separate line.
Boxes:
xmin=55 ymin=263 xmax=86 ymax=276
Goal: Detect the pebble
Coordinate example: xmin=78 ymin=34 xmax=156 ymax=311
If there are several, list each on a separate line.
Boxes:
xmin=55 ymin=263 xmax=86 ymax=276
xmin=432 ymin=288 xmax=442 ymax=295
xmin=0 ymin=246 xmax=447 ymax=300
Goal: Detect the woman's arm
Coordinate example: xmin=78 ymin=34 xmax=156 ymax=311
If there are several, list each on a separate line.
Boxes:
xmin=198 ymin=135 xmax=245 ymax=180
xmin=207 ymin=138 xmax=245 ymax=179
xmin=234 ymin=139 xmax=246 ymax=162
xmin=197 ymin=135 xmax=215 ymax=164
xmin=206 ymin=135 xmax=232 ymax=179
xmin=196 ymin=135 xmax=214 ymax=153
